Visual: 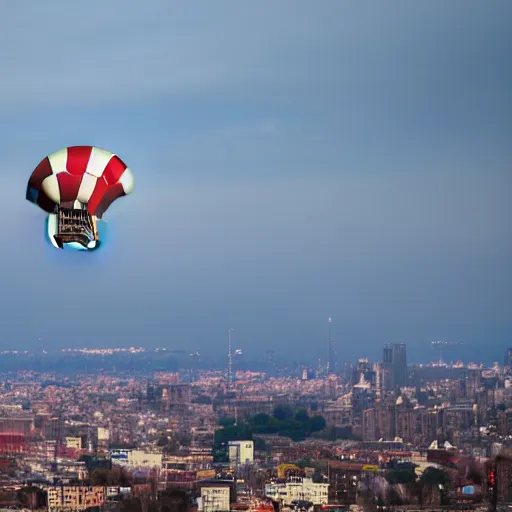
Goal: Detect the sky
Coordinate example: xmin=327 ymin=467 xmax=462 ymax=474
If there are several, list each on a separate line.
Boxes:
xmin=0 ymin=1 xmax=511 ymax=364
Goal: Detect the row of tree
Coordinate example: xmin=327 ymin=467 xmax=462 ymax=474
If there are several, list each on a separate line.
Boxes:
xmin=385 ymin=464 xmax=450 ymax=487
xmin=213 ymin=406 xmax=327 ymax=461
xmin=248 ymin=405 xmax=326 ymax=441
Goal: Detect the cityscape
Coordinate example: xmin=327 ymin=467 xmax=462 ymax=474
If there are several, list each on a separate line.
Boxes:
xmin=0 ymin=333 xmax=511 ymax=512
xmin=2 ymin=1 xmax=511 ymax=512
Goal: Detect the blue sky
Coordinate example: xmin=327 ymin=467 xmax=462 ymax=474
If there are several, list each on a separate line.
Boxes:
xmin=1 ymin=1 xmax=511 ymax=364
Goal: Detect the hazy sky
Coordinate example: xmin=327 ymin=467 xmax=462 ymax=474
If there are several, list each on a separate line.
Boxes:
xmin=1 ymin=1 xmax=511 ymax=364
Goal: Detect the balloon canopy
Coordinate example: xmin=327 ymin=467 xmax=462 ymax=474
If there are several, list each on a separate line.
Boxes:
xmin=27 ymin=146 xmax=134 ymax=250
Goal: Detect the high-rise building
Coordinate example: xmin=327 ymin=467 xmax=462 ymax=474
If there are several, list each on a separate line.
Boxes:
xmin=383 ymin=345 xmax=393 ymax=365
xmin=375 ymin=403 xmax=396 ymax=440
xmin=496 ymin=455 xmax=512 ymax=503
xmin=382 ymin=343 xmax=407 ymax=389
xmin=504 ymin=348 xmax=512 ymax=367
xmin=395 ymin=406 xmax=431 ymax=445
xmin=392 ymin=343 xmax=407 ymax=388
xmin=362 ymin=408 xmax=376 ymax=441
xmin=373 ymin=362 xmax=383 ymax=394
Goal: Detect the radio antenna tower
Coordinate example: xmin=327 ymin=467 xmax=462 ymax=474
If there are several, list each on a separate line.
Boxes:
xmin=328 ymin=318 xmax=334 ymax=374
xmin=227 ymin=328 xmax=234 ymax=393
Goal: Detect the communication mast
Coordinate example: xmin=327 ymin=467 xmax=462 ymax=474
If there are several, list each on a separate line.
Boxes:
xmin=227 ymin=329 xmax=234 ymax=393
xmin=328 ymin=318 xmax=334 ymax=374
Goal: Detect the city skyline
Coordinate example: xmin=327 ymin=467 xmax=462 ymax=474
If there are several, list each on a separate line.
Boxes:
xmin=0 ymin=340 xmax=507 ymax=371
xmin=0 ymin=1 xmax=510 ymax=362
xmin=0 ymin=2 xmax=511 ymax=510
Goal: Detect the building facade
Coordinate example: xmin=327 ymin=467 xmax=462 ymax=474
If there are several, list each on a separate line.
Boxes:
xmin=199 ymin=484 xmax=231 ymax=512
xmin=264 ymin=477 xmax=329 ymax=506
xmin=228 ymin=440 xmax=254 ymax=465
xmin=47 ymin=486 xmax=106 ymax=511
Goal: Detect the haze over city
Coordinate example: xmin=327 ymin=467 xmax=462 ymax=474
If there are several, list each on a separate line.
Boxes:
xmin=1 ymin=1 xmax=511 ymax=363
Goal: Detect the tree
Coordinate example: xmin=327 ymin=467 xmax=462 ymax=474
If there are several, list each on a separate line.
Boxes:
xmin=91 ymin=467 xmax=130 ymax=486
xmin=385 ymin=468 xmax=417 ymax=485
xmin=251 ymin=413 xmax=271 ymax=426
xmin=420 ymin=467 xmax=450 ymax=487
xmin=250 ymin=408 xmax=327 ymax=439
xmin=296 ymin=457 xmax=312 ymax=469
xmin=254 ymin=437 xmax=267 ymax=452
xmin=177 ymin=434 xmax=191 ymax=447
xmin=388 ymin=461 xmax=416 ymax=472
xmin=466 ymin=463 xmax=482 ymax=485
xmin=213 ymin=448 xmax=229 ymax=463
xmin=218 ymin=417 xmax=236 ymax=427
xmin=249 ymin=414 xmax=279 ymax=434
xmin=158 ymin=488 xmax=189 ymax=512
xmin=325 ymin=426 xmax=337 ymax=441
xmin=310 ymin=415 xmax=326 ymax=432
xmin=273 ymin=405 xmax=294 ymax=421
xmin=120 ymin=497 xmax=142 ymax=512
xmin=418 ymin=467 xmax=451 ymax=506
xmin=214 ymin=423 xmax=253 ymax=447
xmin=193 ymin=395 xmax=212 ymax=404
xmin=162 ymin=439 xmax=180 ymax=455
xmin=18 ymin=486 xmax=46 ymax=510
xmin=90 ymin=468 xmax=110 ymax=485
xmin=157 ymin=436 xmax=169 ymax=447
xmin=295 ymin=409 xmax=310 ymax=424
xmin=280 ymin=430 xmax=305 ymax=442
xmin=312 ymin=470 xmax=324 ymax=483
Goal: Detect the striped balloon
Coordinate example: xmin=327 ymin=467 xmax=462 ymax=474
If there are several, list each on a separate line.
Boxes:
xmin=27 ymin=146 xmax=134 ymax=218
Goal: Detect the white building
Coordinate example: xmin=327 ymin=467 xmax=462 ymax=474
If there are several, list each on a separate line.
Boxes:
xmin=110 ymin=448 xmax=162 ymax=469
xmin=198 ymin=484 xmax=230 ymax=512
xmin=98 ymin=427 xmax=110 ymax=441
xmin=228 ymin=440 xmax=253 ymax=465
xmin=265 ymin=477 xmax=329 ymax=506
xmin=66 ymin=437 xmax=82 ymax=450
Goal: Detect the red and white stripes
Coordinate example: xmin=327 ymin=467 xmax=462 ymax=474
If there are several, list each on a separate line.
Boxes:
xmin=28 ymin=146 xmax=134 ymax=218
